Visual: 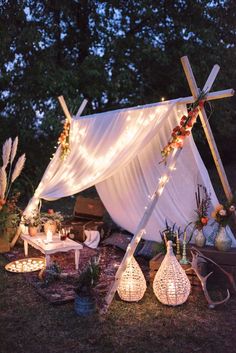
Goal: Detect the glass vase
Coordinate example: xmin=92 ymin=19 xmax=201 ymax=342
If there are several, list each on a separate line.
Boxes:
xmin=214 ymin=226 xmax=232 ymax=252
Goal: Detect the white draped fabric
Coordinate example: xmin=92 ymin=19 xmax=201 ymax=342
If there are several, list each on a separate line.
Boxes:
xmin=24 ymin=99 xmax=235 ymax=245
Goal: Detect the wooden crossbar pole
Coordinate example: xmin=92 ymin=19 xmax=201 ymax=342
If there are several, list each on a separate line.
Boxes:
xmin=58 ymin=96 xmax=72 ymax=123
xmin=181 ymin=56 xmax=233 ymax=201
xmin=177 ymin=89 xmax=234 ymax=105
xmin=104 ymin=148 xmax=182 ymax=311
xmin=203 ymin=64 xmax=220 ymax=92
xmin=76 ymin=99 xmax=88 ymax=117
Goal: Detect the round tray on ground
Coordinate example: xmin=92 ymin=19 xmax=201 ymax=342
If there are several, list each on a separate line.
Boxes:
xmin=5 ymin=257 xmax=45 ymax=273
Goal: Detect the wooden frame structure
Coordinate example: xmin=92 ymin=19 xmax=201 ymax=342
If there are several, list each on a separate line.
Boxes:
xmin=104 ymin=56 xmax=234 ymax=312
xmin=9 ymin=56 xmax=234 ymax=312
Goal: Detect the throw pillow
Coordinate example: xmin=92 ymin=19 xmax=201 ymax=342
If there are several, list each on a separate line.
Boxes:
xmin=137 ymin=240 xmax=164 ymax=259
xmin=102 ymin=232 xmax=144 ymax=254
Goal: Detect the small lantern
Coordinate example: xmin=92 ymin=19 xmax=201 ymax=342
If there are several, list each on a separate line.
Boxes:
xmin=117 ymin=256 xmax=147 ymax=302
xmin=153 ymin=241 xmax=191 ymax=306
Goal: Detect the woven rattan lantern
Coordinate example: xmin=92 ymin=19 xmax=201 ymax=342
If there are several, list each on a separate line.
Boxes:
xmin=153 ymin=241 xmax=191 ymax=306
xmin=117 ymin=256 xmax=147 ymax=302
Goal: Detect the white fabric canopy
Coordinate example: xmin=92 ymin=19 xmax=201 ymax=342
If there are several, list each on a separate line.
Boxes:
xmin=25 ymin=99 xmax=236 ymax=245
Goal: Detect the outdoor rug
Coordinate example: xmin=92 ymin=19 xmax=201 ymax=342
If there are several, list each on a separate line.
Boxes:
xmin=2 ymin=242 xmax=149 ymax=309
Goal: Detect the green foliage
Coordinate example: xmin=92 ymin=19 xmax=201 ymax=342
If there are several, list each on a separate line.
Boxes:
xmin=75 ymin=255 xmax=100 ymax=296
xmin=0 ymin=0 xmax=235 ymax=193
xmin=159 ymin=220 xmax=183 ymax=252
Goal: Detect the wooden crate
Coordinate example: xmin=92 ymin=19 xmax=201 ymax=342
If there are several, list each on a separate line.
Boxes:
xmin=149 ymin=252 xmax=207 ymax=291
xmin=66 ymin=196 xmax=106 ymax=242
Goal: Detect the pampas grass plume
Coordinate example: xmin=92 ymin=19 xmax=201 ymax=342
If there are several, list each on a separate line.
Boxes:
xmin=2 ymin=138 xmax=12 ymax=168
xmin=11 ymin=154 xmax=26 ymax=183
xmin=10 ymin=136 xmax=18 ymax=164
xmin=0 ymin=167 xmax=7 ymax=199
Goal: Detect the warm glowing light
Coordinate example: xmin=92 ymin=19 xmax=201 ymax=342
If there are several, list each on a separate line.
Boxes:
xmin=153 ymin=241 xmax=191 ymax=306
xmin=169 ymin=165 xmax=176 ymax=171
xmin=46 ymin=230 xmax=53 ymax=242
xmin=117 ymin=256 xmax=147 ymax=302
xmin=5 ymin=258 xmax=45 ymax=273
xmin=161 ymin=97 xmax=165 ymax=101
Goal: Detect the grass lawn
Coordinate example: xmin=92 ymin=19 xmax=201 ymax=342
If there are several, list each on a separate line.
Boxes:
xmin=1 ymin=162 xmax=236 ymax=353
xmin=0 ymin=254 xmax=236 ymax=353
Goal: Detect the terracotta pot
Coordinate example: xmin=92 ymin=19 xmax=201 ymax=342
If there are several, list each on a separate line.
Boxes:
xmin=28 ymin=226 xmax=38 ymax=237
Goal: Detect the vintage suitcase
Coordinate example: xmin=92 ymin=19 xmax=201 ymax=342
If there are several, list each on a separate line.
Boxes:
xmin=67 ymin=196 xmax=106 ymax=242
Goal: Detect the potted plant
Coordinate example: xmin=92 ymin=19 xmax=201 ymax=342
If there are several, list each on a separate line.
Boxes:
xmin=74 ymin=256 xmax=100 ymax=316
xmin=40 ymin=209 xmax=63 ymax=234
xmin=23 ymin=209 xmax=41 ymax=236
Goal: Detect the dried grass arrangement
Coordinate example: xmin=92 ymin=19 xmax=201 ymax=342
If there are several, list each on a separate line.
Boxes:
xmin=0 ymin=137 xmax=26 ymax=236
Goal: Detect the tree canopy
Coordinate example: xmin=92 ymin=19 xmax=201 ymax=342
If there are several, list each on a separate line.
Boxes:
xmin=0 ymin=0 xmax=235 ymax=194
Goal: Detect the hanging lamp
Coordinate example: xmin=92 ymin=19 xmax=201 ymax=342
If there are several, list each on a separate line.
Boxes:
xmin=153 ymin=241 xmax=191 ymax=306
xmin=117 ymin=256 xmax=146 ymax=302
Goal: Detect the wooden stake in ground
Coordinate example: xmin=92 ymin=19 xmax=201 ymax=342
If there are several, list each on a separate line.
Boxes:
xmin=104 ymin=56 xmax=234 ymax=313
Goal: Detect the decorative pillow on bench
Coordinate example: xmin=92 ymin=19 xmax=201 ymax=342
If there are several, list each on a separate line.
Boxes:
xmin=102 ymin=232 xmax=144 ymax=255
xmin=137 ymin=240 xmax=165 ymax=259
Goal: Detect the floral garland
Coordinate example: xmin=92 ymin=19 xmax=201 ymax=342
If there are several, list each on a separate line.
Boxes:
xmin=58 ymin=119 xmax=71 ymax=160
xmin=160 ymin=91 xmax=206 ymax=163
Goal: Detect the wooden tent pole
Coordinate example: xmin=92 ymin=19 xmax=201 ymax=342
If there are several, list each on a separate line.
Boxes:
xmin=104 ymin=149 xmax=182 ymax=311
xmin=178 ymin=89 xmax=234 ymax=105
xmin=181 ymin=56 xmax=233 ymax=201
xmin=58 ymin=96 xmax=72 ymax=123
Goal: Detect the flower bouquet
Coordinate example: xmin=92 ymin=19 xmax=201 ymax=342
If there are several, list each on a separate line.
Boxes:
xmin=194 ymin=185 xmax=211 ymax=230
xmin=23 ymin=209 xmax=41 ymax=228
xmin=211 ymin=198 xmax=235 ymax=251
xmin=211 ymin=202 xmax=235 ymax=228
xmin=192 ymin=185 xmax=211 ymax=247
xmin=40 ymin=209 xmax=64 ymax=234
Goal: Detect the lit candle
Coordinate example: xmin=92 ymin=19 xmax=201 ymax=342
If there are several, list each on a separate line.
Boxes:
xmin=183 ymin=231 xmax=187 ymax=242
xmin=47 ymin=230 xmax=53 ymax=242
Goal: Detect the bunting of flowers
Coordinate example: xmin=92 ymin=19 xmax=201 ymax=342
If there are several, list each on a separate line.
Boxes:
xmin=160 ymin=91 xmax=206 ymax=163
xmin=58 ymin=119 xmax=71 ymax=160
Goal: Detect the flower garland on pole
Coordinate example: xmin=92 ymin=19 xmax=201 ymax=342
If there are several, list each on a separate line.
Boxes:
xmin=160 ymin=91 xmax=206 ymax=164
xmin=58 ymin=119 xmax=71 ymax=160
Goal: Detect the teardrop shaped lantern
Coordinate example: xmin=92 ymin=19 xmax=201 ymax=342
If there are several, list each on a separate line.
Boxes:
xmin=153 ymin=241 xmax=191 ymax=306
xmin=117 ymin=256 xmax=147 ymax=302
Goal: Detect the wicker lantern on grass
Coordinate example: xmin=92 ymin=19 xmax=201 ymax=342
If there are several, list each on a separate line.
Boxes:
xmin=153 ymin=241 xmax=191 ymax=306
xmin=117 ymin=256 xmax=147 ymax=302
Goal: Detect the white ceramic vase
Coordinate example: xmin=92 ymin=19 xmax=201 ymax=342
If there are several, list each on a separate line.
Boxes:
xmin=195 ymin=229 xmax=206 ymax=247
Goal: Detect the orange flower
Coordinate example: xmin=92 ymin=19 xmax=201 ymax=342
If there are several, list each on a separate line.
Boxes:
xmin=201 ymin=217 xmax=208 ymax=225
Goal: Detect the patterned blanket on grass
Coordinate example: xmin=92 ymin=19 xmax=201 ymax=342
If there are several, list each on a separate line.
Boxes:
xmin=3 ymin=243 xmax=149 ymax=308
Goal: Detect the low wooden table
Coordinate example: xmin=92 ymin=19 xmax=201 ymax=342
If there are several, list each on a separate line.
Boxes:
xmin=21 ymin=233 xmax=83 ymax=269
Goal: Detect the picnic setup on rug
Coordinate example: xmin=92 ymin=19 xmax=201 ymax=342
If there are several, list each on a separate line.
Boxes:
xmin=1 ymin=56 xmax=236 ymax=315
